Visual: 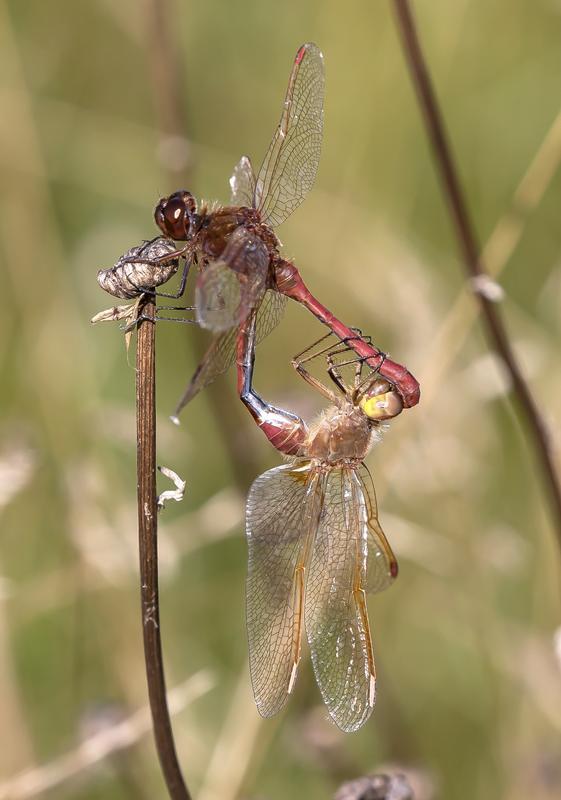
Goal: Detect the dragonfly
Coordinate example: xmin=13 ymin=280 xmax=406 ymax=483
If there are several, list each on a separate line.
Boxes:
xmin=151 ymin=42 xmax=420 ymax=422
xmin=245 ymin=333 xmax=401 ymax=732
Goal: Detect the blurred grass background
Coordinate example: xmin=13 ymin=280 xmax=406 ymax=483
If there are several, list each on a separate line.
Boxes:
xmin=1 ymin=0 xmax=561 ymax=798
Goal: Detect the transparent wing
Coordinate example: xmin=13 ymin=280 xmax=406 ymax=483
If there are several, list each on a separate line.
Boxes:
xmin=195 ymin=227 xmax=270 ymax=332
xmin=171 ymin=288 xmax=287 ymax=416
xmin=255 ymin=287 xmax=287 ymax=341
xmin=230 ymin=155 xmax=256 ymax=206
xmin=172 ymin=325 xmax=238 ymax=418
xmin=194 ymin=260 xmax=246 ymax=332
xmin=246 ymin=462 xmax=321 ymax=717
xmin=305 ymin=467 xmax=394 ymax=733
xmin=358 ymin=464 xmax=398 ymax=592
xmin=254 ymin=42 xmax=324 ymax=228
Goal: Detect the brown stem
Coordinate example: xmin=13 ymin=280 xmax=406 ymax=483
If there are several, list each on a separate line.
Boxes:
xmin=136 ymin=294 xmax=192 ymax=800
xmin=392 ymin=0 xmax=561 ymax=552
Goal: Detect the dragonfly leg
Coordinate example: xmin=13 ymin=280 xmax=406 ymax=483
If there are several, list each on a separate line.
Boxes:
xmin=292 ymin=331 xmax=338 ymax=365
xmin=123 ymin=304 xmax=197 ymax=332
xmin=126 ymin=257 xmax=191 ymax=299
xmin=353 ymin=356 xmax=365 ymax=393
xmin=274 ymin=258 xmax=420 ymax=408
xmin=291 ymin=332 xmax=376 ymax=399
xmin=325 ymin=352 xmax=351 ymax=396
xmin=291 ymin=330 xmax=371 ymax=368
xmin=325 ymin=347 xmax=385 ymax=397
xmin=237 ymin=312 xmax=308 ymax=456
xmin=156 ymin=304 xmax=196 ymax=311
xmin=291 ymin=353 xmax=341 ymax=404
xmin=153 ymin=258 xmax=191 ymax=298
xmin=151 ymin=315 xmax=197 ymax=324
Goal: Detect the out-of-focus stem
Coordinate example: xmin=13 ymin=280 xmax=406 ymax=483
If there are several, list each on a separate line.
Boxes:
xmin=145 ymin=0 xmax=261 ymax=487
xmin=136 ymin=294 xmax=192 ymax=800
xmin=392 ymin=0 xmax=561 ymax=554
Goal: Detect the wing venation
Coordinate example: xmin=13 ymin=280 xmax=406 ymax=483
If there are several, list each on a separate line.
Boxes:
xmin=305 ymin=468 xmax=390 ymax=732
xmin=230 ymin=155 xmax=256 ymax=206
xmin=254 ymin=43 xmax=324 ymax=228
xmin=246 ymin=462 xmax=321 ymax=716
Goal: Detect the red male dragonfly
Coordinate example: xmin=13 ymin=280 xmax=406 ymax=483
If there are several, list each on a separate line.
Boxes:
xmin=245 ymin=333 xmax=401 ymax=732
xmin=152 ymin=43 xmax=420 ymax=422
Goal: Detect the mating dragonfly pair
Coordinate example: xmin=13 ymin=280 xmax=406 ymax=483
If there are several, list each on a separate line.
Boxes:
xmin=96 ymin=43 xmax=419 ymax=732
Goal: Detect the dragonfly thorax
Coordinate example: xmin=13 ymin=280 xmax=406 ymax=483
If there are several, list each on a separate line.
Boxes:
xmin=198 ymin=206 xmax=277 ymax=262
xmin=306 ymin=404 xmax=377 ymax=463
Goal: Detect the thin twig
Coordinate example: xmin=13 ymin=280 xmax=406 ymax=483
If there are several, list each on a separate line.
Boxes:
xmin=0 ymin=671 xmax=213 ymax=800
xmin=419 ymin=102 xmax=561 ymax=404
xmin=136 ymin=293 xmax=192 ymax=800
xmin=392 ymin=0 xmax=561 ymax=552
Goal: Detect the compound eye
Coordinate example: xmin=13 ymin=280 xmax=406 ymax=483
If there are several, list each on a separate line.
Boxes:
xmin=359 ymin=380 xmax=404 ymax=421
xmin=154 ymin=191 xmax=195 ymax=240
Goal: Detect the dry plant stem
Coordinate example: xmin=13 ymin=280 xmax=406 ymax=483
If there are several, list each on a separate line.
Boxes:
xmin=136 ymin=294 xmax=192 ymax=800
xmin=392 ymin=0 xmax=561 ymax=552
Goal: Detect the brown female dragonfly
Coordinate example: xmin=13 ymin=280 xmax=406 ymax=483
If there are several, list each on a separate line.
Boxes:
xmin=245 ymin=333 xmax=400 ymax=732
xmin=151 ymin=43 xmax=420 ymax=422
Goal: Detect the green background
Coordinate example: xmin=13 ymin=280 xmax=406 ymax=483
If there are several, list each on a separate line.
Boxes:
xmin=1 ymin=1 xmax=560 ymax=798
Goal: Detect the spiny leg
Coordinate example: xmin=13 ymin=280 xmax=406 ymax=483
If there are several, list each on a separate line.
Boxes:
xmin=325 ymin=351 xmax=351 ymax=396
xmin=127 ymin=257 xmax=192 ymax=300
xmin=318 ymin=344 xmax=389 ymax=399
xmin=274 ymin=258 xmax=420 ymax=408
xmin=292 ymin=330 xmax=372 ymax=369
xmin=154 ymin=257 xmax=191 ymax=298
xmin=297 ymin=340 xmax=373 ymax=396
xmin=354 ymin=355 xmax=365 ymax=392
xmin=123 ymin=300 xmax=197 ymax=332
xmin=152 ymin=315 xmax=197 ymax=324
xmin=291 ymin=331 xmax=374 ymax=401
xmin=354 ymin=352 xmax=389 ymax=402
xmin=291 ymin=347 xmax=341 ymax=404
xmin=292 ymin=331 xmax=339 ymax=366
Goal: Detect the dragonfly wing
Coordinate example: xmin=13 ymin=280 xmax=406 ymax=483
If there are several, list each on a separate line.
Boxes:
xmin=171 ymin=326 xmax=238 ymax=418
xmin=358 ymin=465 xmax=398 ymax=592
xmin=230 ymin=155 xmax=256 ymax=206
xmin=195 ymin=259 xmax=246 ymax=332
xmin=246 ymin=462 xmax=321 ymax=717
xmin=305 ymin=467 xmax=393 ymax=733
xmin=171 ymin=288 xmax=287 ymax=417
xmin=195 ymin=227 xmax=269 ymax=332
xmin=254 ymin=42 xmax=324 ymax=228
xmin=254 ymin=287 xmax=287 ymax=344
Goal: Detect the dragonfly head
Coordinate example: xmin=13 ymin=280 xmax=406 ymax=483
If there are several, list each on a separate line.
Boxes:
xmin=358 ymin=378 xmax=403 ymax=422
xmin=154 ymin=190 xmax=198 ymax=241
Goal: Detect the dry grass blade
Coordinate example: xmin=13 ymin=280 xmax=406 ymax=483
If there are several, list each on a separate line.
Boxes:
xmin=418 ymin=96 xmax=561 ymax=406
xmin=392 ymin=0 xmax=561 ymax=554
xmin=0 ymin=671 xmax=213 ymax=800
xmin=197 ymin=665 xmax=272 ymax=800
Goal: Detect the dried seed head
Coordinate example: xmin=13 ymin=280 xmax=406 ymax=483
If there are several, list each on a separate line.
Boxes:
xmin=97 ymin=237 xmax=180 ymax=299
